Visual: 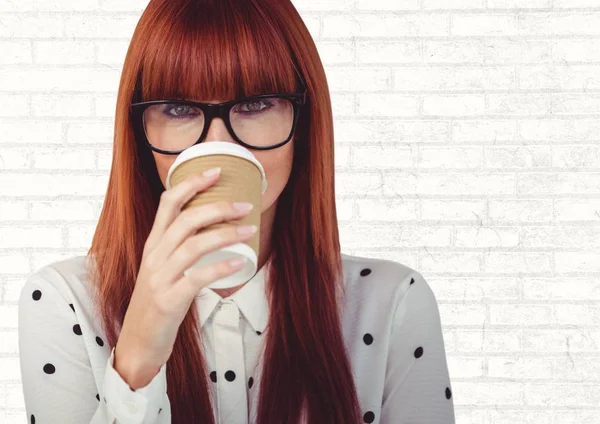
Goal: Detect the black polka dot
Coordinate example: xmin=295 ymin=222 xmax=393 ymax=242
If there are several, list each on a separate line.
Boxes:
xmin=32 ymin=290 xmax=41 ymax=301
xmin=445 ymin=387 xmax=452 ymax=399
xmin=69 ymin=303 xmax=75 ymax=312
xmin=95 ymin=336 xmax=104 ymax=347
xmin=410 ymin=278 xmax=415 ymax=285
xmin=360 ymin=268 xmax=371 ymax=277
xmin=414 ymin=346 xmax=423 ymax=358
xmin=363 ymin=333 xmax=374 ymax=345
xmin=225 ymin=370 xmax=236 ymax=382
xmin=43 ymin=363 xmax=55 ymax=374
xmin=248 ymin=377 xmax=254 ymax=388
xmin=73 ymin=324 xmax=82 ymax=335
xmin=95 ymin=393 xmax=100 ymax=401
xmin=363 ymin=411 xmax=375 ymax=423
xmin=256 ymin=330 xmax=262 ymax=335
xmin=30 ymin=414 xmax=35 ymax=424
xmin=158 ymin=408 xmax=162 ymax=414
xmin=210 ymin=371 xmax=217 ymax=383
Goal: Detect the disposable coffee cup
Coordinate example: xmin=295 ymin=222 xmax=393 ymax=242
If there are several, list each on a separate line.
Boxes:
xmin=165 ymin=141 xmax=267 ymax=289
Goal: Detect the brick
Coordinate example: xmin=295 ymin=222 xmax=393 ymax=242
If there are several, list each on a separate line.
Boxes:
xmin=30 ymin=200 xmax=96 ymax=221
xmin=525 ymin=383 xmax=600 ymax=407
xmin=64 ymin=14 xmax=141 ymax=38
xmin=423 ymin=0 xmax=484 ymax=8
xmin=355 ymin=0 xmax=419 ymax=9
xmin=0 ymin=14 xmax=63 ymax=37
xmin=517 ymin=173 xmax=600 ymax=195
xmin=488 ymin=357 xmax=553 ymax=379
xmin=0 ymin=68 xmax=119 ymax=91
xmin=488 ymin=0 xmax=551 ymax=7
xmin=523 ymin=278 xmax=600 ymax=301
xmin=351 ymin=145 xmax=415 ymax=168
xmin=555 ymin=199 xmax=600 ymax=221
xmin=455 ymin=227 xmax=519 ymax=248
xmin=0 ymin=40 xmax=33 ymax=64
xmin=338 ymin=224 xmax=452 ymax=248
xmin=0 ymin=94 xmax=29 ymax=117
xmin=452 ymin=120 xmax=518 ymax=143
xmin=357 ymin=41 xmax=420 ymax=64
xmin=555 ymin=252 xmax=600 ymax=272
xmin=484 ymin=146 xmax=550 ymax=168
xmin=519 ymin=13 xmax=600 ymax=36
xmin=31 ymin=94 xmax=93 ymax=117
xmin=357 ymin=93 xmax=418 ymax=116
xmin=519 ymin=65 xmax=600 ymax=90
xmin=452 ymin=14 xmax=518 ymax=36
xmin=0 ymin=201 xmax=28 ymax=221
xmin=0 ymin=227 xmax=62 ymax=248
xmin=326 ymin=67 xmax=390 ymax=91
xmin=34 ymin=40 xmax=95 ymax=64
xmin=423 ymin=95 xmax=485 ymax=116
xmin=322 ymin=14 xmax=449 ymax=38
xmin=0 ymin=174 xmax=108 ymax=196
xmin=394 ymin=66 xmax=515 ymax=91
xmin=552 ymin=39 xmax=600 ymax=62
xmin=356 ymin=198 xmax=419 ymax=221
xmin=0 ymin=148 xmax=30 ymax=169
xmin=32 ymin=147 xmax=95 ymax=169
xmin=0 ymin=122 xmax=62 ymax=144
xmin=293 ymin=0 xmax=354 ymax=11
xmin=489 ymin=200 xmax=553 ymax=222
xmin=484 ymin=252 xmax=552 ymax=273
xmin=420 ymin=252 xmax=482 ymax=273
xmin=95 ymin=40 xmax=130 ymax=65
xmin=420 ymin=200 xmax=486 ymax=221
xmin=334 ymin=120 xmax=449 ymax=143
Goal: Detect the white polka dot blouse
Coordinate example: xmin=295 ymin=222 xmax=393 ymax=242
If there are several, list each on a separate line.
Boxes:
xmin=18 ymin=253 xmax=455 ymax=424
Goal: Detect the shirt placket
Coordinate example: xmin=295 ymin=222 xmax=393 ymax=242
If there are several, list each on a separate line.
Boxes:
xmin=213 ymin=299 xmax=248 ymax=424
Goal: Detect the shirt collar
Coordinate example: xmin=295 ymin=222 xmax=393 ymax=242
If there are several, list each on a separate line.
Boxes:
xmin=194 ymin=258 xmax=271 ymax=334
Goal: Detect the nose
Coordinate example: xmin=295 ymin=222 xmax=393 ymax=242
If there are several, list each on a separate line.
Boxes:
xmin=203 ymin=117 xmax=236 ymax=144
xmin=202 ymin=99 xmax=236 ymax=144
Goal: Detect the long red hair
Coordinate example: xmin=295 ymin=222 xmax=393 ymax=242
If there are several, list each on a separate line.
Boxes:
xmin=87 ymin=0 xmax=362 ymax=422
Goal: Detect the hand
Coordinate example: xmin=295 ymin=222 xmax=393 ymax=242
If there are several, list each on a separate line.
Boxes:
xmin=114 ymin=168 xmax=256 ymax=388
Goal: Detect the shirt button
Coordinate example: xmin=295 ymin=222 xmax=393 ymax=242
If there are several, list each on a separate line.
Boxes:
xmin=124 ymin=400 xmax=139 ymax=414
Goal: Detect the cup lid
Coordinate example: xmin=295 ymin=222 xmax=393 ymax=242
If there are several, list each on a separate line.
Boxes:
xmin=165 ymin=141 xmax=267 ymax=193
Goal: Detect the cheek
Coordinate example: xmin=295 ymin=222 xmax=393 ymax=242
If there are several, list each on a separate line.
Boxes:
xmin=259 ymin=144 xmax=293 ymax=196
xmin=153 ymin=153 xmax=176 ymax=188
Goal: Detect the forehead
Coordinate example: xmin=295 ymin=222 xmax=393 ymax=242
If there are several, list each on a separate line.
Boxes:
xmin=182 ymin=93 xmax=277 ymax=104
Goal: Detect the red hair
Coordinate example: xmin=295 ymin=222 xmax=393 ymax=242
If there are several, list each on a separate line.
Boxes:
xmin=87 ymin=0 xmax=362 ymax=422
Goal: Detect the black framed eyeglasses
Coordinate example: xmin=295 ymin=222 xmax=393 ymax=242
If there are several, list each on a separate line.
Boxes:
xmin=130 ymin=90 xmax=307 ymax=154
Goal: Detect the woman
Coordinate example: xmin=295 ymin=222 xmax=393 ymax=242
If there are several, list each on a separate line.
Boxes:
xmin=18 ymin=0 xmax=455 ymax=423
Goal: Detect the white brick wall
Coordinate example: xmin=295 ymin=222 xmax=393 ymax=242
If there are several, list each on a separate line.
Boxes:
xmin=1 ymin=0 xmax=600 ymax=423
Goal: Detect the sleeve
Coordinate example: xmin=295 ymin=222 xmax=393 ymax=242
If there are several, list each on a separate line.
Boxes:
xmin=381 ymin=272 xmax=456 ymax=424
xmin=18 ymin=267 xmax=168 ymax=424
xmin=103 ymin=345 xmax=168 ymax=423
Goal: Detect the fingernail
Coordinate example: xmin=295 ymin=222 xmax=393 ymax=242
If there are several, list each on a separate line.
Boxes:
xmin=237 ymin=225 xmax=257 ymax=235
xmin=233 ymin=202 xmax=254 ymax=212
xmin=228 ymin=257 xmax=247 ymax=268
xmin=203 ymin=167 xmax=221 ymax=177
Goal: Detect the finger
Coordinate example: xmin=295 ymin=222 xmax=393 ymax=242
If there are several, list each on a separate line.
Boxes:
xmin=166 ymin=256 xmax=247 ymax=301
xmin=149 ymin=200 xmax=252 ymax=276
xmin=145 ymin=170 xmax=220 ymax=253
xmin=156 ymin=223 xmax=251 ymax=287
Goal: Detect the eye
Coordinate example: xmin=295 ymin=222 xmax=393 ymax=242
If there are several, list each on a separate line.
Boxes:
xmin=236 ymin=99 xmax=274 ymax=114
xmin=165 ymin=104 xmax=201 ymax=118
